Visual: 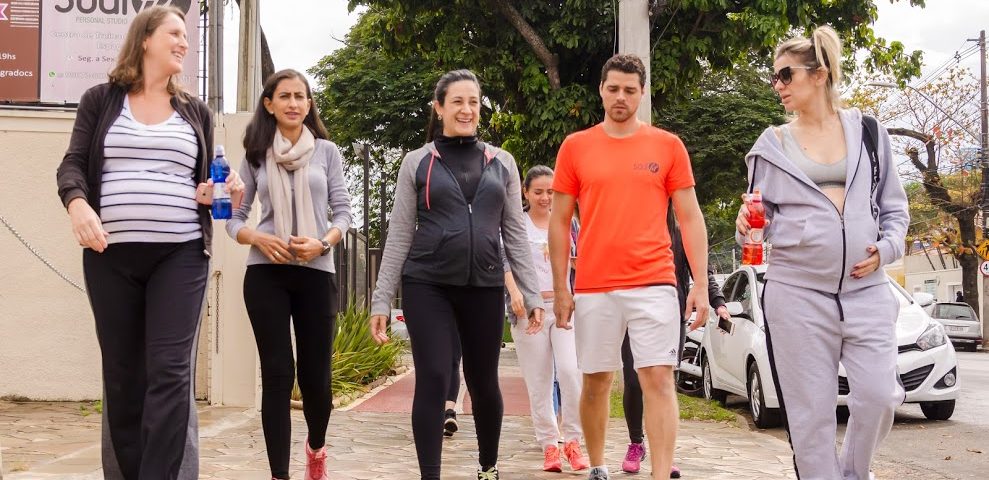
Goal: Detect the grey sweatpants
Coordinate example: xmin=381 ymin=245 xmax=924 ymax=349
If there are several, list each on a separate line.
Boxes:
xmin=762 ymin=280 xmax=904 ymax=480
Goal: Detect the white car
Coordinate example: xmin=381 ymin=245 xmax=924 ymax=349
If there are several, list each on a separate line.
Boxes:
xmin=699 ymin=264 xmax=960 ymax=428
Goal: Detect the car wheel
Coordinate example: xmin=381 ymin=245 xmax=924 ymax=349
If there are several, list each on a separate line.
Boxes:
xmin=747 ymin=363 xmax=781 ymax=428
xmin=835 ymin=406 xmax=850 ymax=424
xmin=920 ymin=400 xmax=955 ymax=421
xmin=702 ymin=356 xmax=728 ymax=405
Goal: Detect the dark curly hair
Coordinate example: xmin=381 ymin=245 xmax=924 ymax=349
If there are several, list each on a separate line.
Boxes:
xmin=600 ymin=54 xmax=646 ymax=87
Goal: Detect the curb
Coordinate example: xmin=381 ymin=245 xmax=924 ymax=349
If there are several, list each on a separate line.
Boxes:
xmin=291 ymin=364 xmax=412 ymax=411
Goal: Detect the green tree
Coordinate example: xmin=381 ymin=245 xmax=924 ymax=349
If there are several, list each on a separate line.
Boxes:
xmin=850 ymin=67 xmax=983 ymax=312
xmin=309 ymin=11 xmax=446 ymax=245
xmin=658 ymin=62 xmax=787 ymax=248
xmin=318 ymin=1 xmax=925 ymax=246
xmin=346 ymin=0 xmax=923 ymax=169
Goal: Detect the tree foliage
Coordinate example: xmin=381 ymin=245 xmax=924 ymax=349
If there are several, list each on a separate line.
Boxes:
xmin=849 ymin=67 xmax=983 ymax=312
xmin=315 ymin=1 xmax=925 ymax=246
xmin=658 ymin=61 xmax=786 ymax=246
xmin=346 ymin=0 xmax=923 ymax=169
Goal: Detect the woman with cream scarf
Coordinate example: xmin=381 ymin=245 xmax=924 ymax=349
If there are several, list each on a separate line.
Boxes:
xmin=226 ymin=69 xmax=352 ymax=480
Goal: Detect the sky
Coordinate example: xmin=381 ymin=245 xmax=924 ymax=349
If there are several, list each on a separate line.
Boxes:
xmin=217 ymin=0 xmax=989 ymax=112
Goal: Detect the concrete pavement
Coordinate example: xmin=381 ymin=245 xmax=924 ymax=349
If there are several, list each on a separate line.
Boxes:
xmin=1 ymin=347 xmax=798 ymax=479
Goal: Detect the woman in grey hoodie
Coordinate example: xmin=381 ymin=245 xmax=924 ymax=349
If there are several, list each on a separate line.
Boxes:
xmin=736 ymin=26 xmax=909 ymax=480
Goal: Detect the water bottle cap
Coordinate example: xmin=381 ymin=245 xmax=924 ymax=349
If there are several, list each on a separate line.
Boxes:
xmin=214 ymin=145 xmax=225 ymax=156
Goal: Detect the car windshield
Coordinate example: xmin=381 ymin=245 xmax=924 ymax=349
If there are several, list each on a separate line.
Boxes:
xmin=932 ymin=303 xmax=977 ymax=321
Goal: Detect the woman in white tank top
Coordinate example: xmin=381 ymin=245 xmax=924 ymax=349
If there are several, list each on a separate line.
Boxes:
xmin=505 ymin=166 xmax=589 ymax=473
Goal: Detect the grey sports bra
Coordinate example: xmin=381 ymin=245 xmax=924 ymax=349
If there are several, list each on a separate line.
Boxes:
xmin=780 ymin=125 xmax=846 ymax=189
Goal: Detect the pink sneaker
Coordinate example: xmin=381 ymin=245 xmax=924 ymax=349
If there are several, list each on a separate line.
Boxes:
xmin=305 ymin=438 xmax=328 ymax=480
xmin=622 ymin=442 xmax=646 ymax=473
xmin=543 ymin=445 xmax=563 ymax=472
xmin=563 ymin=440 xmax=589 ymax=471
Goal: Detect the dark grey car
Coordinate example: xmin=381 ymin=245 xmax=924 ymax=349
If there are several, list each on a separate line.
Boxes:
xmin=926 ymin=302 xmax=983 ymax=351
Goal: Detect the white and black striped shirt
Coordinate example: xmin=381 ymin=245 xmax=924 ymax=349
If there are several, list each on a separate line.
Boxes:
xmin=100 ymin=96 xmax=202 ymax=244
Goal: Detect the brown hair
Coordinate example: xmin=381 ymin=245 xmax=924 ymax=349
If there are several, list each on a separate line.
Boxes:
xmin=775 ymin=25 xmax=844 ymax=111
xmin=243 ymin=69 xmax=330 ymax=168
xmin=600 ymin=54 xmax=647 ymax=87
xmin=108 ymin=6 xmax=186 ymax=96
xmin=426 ymin=69 xmax=481 ymax=142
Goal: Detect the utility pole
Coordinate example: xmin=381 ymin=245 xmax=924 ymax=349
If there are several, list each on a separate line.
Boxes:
xmin=236 ymin=0 xmax=261 ymax=112
xmin=976 ymin=29 xmax=988 ymax=345
xmin=207 ymin=0 xmax=223 ymax=114
xmin=618 ymin=0 xmax=651 ymax=124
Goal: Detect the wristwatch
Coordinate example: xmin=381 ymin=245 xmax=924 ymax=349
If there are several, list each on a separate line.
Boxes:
xmin=320 ymin=239 xmax=332 ymax=256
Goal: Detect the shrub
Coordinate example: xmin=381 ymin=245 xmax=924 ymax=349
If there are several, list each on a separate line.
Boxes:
xmin=292 ymin=299 xmax=405 ymax=400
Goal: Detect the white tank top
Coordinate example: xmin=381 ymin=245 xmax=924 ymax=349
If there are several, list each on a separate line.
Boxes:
xmin=523 ymin=213 xmax=562 ymax=293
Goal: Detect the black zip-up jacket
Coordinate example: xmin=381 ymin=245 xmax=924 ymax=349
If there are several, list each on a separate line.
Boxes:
xmin=370 ymin=141 xmax=542 ymax=317
xmin=671 ymin=224 xmax=726 ymax=318
xmin=55 ymin=82 xmax=216 ymax=253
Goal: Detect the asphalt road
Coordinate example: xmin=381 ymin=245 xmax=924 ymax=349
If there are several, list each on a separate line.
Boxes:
xmin=726 ymin=349 xmax=988 ymax=479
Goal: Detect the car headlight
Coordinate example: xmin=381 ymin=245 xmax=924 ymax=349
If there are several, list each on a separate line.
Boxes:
xmin=917 ymin=323 xmax=948 ymax=351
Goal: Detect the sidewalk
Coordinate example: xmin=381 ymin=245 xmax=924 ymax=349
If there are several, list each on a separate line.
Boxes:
xmin=1 ymin=348 xmax=797 ymax=479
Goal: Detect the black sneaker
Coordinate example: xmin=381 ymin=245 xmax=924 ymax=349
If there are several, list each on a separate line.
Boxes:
xmin=477 ymin=466 xmax=498 ymax=479
xmin=443 ymin=409 xmax=459 ymax=437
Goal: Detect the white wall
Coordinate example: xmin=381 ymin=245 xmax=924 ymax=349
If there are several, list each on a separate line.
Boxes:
xmin=0 ymin=109 xmax=100 ymax=400
xmin=903 ymin=253 xmax=983 ymax=304
xmin=0 ymin=110 xmax=260 ymax=407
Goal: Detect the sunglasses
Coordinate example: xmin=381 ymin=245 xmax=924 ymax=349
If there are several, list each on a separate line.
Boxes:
xmin=770 ymin=66 xmax=816 ymax=87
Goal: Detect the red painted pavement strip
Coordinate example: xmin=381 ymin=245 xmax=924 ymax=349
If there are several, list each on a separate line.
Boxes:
xmin=352 ymin=370 xmax=532 ymax=416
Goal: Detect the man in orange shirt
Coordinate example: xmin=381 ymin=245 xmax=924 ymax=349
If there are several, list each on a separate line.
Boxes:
xmin=548 ymin=54 xmax=710 ymax=480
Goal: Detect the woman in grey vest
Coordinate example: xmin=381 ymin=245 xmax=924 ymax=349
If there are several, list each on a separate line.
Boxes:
xmin=369 ymin=69 xmax=543 ymax=480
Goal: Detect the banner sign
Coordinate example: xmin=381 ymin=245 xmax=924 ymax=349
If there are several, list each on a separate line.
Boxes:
xmin=0 ymin=1 xmax=41 ymax=102
xmin=1 ymin=0 xmax=198 ymax=104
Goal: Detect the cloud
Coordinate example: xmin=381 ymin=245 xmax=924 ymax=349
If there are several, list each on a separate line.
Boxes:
xmin=873 ymin=0 xmax=987 ymax=78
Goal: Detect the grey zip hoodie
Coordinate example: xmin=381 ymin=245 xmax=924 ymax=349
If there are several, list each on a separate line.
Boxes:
xmin=739 ymin=108 xmax=909 ymax=294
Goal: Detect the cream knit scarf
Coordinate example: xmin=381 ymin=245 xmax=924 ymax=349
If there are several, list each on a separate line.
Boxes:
xmin=265 ymin=127 xmax=317 ymax=241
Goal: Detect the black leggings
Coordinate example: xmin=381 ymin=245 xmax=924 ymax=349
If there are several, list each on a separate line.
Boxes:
xmin=84 ymin=240 xmax=208 ymax=480
xmin=244 ymin=265 xmax=338 ymax=479
xmin=622 ymin=319 xmax=686 ymax=444
xmin=448 ymin=334 xmax=462 ymax=403
xmin=402 ymin=280 xmax=505 ymax=479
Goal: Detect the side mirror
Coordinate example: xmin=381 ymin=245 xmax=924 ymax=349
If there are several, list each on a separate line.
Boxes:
xmin=726 ymin=301 xmax=744 ymax=317
xmin=912 ymin=292 xmax=935 ymax=308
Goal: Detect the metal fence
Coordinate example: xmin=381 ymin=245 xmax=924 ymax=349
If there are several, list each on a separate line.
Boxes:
xmin=333 ymin=228 xmax=368 ymax=308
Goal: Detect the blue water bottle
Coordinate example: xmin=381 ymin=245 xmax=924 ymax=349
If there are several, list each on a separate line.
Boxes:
xmin=210 ymin=145 xmax=231 ymax=219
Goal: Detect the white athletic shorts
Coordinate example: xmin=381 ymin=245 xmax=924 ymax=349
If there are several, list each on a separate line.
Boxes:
xmin=573 ymin=285 xmax=681 ymax=373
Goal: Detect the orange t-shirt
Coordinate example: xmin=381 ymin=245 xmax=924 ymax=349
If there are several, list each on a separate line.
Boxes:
xmin=553 ymin=123 xmax=695 ymax=293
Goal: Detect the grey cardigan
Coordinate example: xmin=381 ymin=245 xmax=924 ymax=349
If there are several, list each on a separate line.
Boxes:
xmin=226 ymin=139 xmax=352 ymax=273
xmin=370 ymin=142 xmax=542 ymax=317
xmin=739 ymin=108 xmax=909 ymax=293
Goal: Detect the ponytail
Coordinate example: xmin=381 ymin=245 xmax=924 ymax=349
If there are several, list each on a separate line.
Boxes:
xmin=811 ymin=26 xmax=843 ymax=91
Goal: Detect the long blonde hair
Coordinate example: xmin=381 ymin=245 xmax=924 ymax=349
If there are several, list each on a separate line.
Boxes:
xmin=108 ymin=6 xmax=186 ymax=95
xmin=775 ymin=25 xmax=844 ymax=111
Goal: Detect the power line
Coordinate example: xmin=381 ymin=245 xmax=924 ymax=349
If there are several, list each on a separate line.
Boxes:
xmin=649 ymin=2 xmax=680 ymax=57
xmin=879 ymin=44 xmax=980 ymax=110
